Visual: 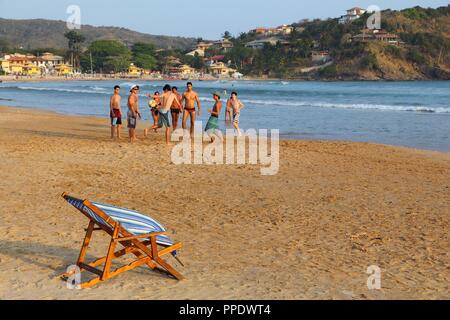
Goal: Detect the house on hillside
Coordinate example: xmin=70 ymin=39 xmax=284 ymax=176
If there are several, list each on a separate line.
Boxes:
xmin=205 ymin=55 xmax=225 ymax=67
xmin=311 ymin=51 xmax=331 ymax=63
xmin=186 ymin=41 xmax=214 ymax=57
xmin=186 ymin=48 xmax=205 ymax=57
xmin=338 ymin=7 xmax=366 ymax=24
xmin=250 ymin=25 xmax=294 ymax=36
xmin=213 ymin=39 xmax=234 ymax=52
xmin=245 ymin=37 xmax=290 ymax=49
xmin=351 ymin=29 xmax=400 ymax=45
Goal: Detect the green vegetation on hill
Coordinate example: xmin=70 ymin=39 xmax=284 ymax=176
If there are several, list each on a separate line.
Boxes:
xmin=0 ymin=18 xmax=195 ymax=51
xmin=220 ymin=5 xmax=449 ymax=80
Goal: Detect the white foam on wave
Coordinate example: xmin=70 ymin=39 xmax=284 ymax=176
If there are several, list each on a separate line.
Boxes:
xmin=198 ymin=97 xmax=449 ymax=114
xmin=17 ymin=86 xmax=111 ymax=95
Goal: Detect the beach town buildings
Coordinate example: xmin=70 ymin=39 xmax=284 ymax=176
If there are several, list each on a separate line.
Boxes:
xmin=0 ymin=52 xmax=72 ymax=76
xmin=338 ymin=7 xmax=367 ymax=24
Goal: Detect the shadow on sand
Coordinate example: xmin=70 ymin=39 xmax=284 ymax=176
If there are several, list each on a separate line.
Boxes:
xmin=0 ymin=240 xmax=173 ymax=281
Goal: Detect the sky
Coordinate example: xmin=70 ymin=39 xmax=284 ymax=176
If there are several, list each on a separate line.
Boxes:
xmin=0 ymin=0 xmax=448 ymax=39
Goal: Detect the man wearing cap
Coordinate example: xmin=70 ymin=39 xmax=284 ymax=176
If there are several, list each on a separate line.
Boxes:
xmin=127 ymin=85 xmax=141 ymax=143
xmin=205 ymin=91 xmax=223 ymax=143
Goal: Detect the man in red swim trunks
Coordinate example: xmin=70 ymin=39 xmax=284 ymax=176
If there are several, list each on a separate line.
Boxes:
xmin=181 ymin=82 xmax=201 ymax=135
xmin=110 ymin=85 xmax=122 ymax=139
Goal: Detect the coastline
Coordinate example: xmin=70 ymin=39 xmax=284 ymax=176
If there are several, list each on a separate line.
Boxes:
xmin=1 ymin=75 xmax=446 ymax=83
xmin=0 ymin=105 xmax=449 ymax=299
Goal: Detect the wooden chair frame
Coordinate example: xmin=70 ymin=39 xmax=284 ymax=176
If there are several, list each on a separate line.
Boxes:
xmin=61 ymin=193 xmax=184 ymax=288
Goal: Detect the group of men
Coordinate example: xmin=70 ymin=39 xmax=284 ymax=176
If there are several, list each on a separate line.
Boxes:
xmin=109 ymin=82 xmax=244 ymax=144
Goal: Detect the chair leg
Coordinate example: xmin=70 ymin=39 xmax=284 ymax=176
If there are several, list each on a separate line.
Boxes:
xmin=150 ymin=236 xmax=185 ymax=280
xmin=102 ymin=226 xmax=119 ymax=280
xmin=77 ymin=221 xmax=95 ymax=266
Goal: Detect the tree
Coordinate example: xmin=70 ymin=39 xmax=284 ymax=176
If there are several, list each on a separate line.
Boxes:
xmin=64 ymin=30 xmax=85 ymax=72
xmin=81 ymin=40 xmax=131 ymax=73
xmin=223 ymin=31 xmax=232 ymax=40
xmin=132 ymin=42 xmax=157 ymax=70
xmin=192 ymin=52 xmax=206 ymax=70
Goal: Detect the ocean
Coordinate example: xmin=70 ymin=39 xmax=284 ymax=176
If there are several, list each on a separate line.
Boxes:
xmin=0 ymin=80 xmax=449 ymax=152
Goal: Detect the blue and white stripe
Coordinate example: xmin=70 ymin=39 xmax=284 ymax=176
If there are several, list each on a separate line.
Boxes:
xmin=66 ymin=197 xmax=175 ymax=247
xmin=92 ymin=202 xmax=174 ymax=247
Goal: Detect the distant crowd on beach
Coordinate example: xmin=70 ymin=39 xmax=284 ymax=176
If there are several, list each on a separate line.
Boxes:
xmin=109 ymin=82 xmax=245 ymax=144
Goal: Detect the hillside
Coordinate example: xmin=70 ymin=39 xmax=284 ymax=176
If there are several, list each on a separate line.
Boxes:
xmin=0 ymin=18 xmax=196 ymax=50
xmin=225 ymin=5 xmax=450 ymax=80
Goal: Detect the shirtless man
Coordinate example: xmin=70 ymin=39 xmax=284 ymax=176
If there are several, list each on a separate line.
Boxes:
xmin=110 ymin=85 xmax=122 ymax=139
xmin=158 ymin=84 xmax=182 ymax=145
xmin=127 ymin=85 xmax=141 ymax=143
xmin=229 ymin=91 xmax=245 ymax=136
xmin=171 ymin=86 xmax=183 ymax=131
xmin=181 ymin=82 xmax=201 ymax=135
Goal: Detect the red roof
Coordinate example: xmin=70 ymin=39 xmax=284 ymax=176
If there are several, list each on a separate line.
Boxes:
xmin=209 ymin=55 xmax=225 ymax=61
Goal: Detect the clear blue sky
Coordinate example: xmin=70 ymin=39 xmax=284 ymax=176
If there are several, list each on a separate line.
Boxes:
xmin=0 ymin=0 xmax=447 ymax=39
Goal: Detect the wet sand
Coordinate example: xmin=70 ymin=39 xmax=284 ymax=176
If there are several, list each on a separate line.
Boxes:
xmin=0 ymin=106 xmax=448 ymax=300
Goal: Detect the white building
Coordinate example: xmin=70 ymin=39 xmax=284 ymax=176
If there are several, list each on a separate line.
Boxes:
xmin=338 ymin=7 xmax=366 ymax=24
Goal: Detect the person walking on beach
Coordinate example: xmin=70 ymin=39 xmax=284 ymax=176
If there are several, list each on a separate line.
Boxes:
xmin=156 ymin=84 xmax=181 ymax=145
xmin=110 ymin=85 xmax=122 ymax=140
xmin=171 ymin=86 xmax=183 ymax=131
xmin=127 ymin=85 xmax=141 ymax=143
xmin=181 ymin=82 xmax=201 ymax=135
xmin=225 ymin=94 xmax=234 ymax=122
xmin=205 ymin=91 xmax=223 ymax=143
xmin=144 ymin=91 xmax=161 ymax=136
xmin=229 ymin=92 xmax=244 ymax=136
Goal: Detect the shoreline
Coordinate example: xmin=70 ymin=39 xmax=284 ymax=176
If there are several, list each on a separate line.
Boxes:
xmin=1 ymin=75 xmax=446 ymax=83
xmin=0 ymin=104 xmax=448 ymax=155
xmin=0 ymin=105 xmax=450 ymax=154
xmin=0 ymin=106 xmax=449 ymax=299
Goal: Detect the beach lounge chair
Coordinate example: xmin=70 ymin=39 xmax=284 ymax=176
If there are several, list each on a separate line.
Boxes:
xmin=60 ymin=192 xmax=184 ymax=288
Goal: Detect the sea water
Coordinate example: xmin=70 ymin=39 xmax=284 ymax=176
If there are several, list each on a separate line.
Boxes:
xmin=0 ymin=80 xmax=449 ymax=152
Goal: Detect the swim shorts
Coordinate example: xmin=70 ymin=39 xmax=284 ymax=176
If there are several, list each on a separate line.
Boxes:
xmin=110 ymin=109 xmax=122 ymax=126
xmin=205 ymin=115 xmax=219 ymax=133
xmin=233 ymin=112 xmax=240 ymax=124
xmin=158 ymin=110 xmax=171 ymax=128
xmin=127 ymin=111 xmax=137 ymax=129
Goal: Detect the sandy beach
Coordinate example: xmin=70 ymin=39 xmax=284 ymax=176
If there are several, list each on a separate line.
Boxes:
xmin=0 ymin=106 xmax=448 ymax=300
